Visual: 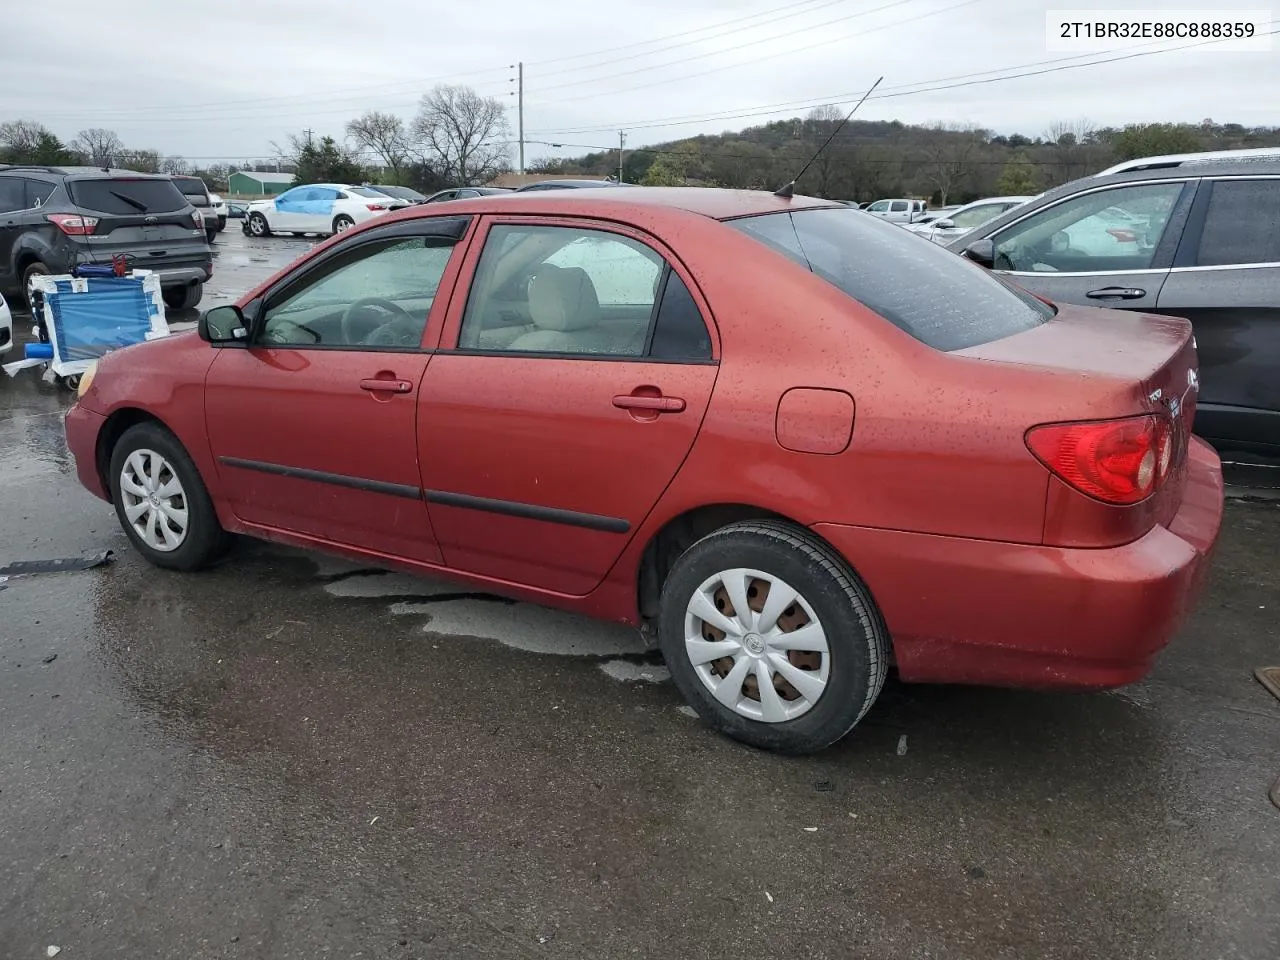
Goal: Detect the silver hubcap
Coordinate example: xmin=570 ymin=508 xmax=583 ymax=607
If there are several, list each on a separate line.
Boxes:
xmin=684 ymin=568 xmax=830 ymax=723
xmin=250 ymin=217 xmax=264 ymax=234
xmin=336 ymin=219 xmax=350 ymax=232
xmin=119 ymin=449 xmax=189 ymax=552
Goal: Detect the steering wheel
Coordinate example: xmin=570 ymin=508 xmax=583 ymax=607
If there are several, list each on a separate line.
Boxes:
xmin=340 ymin=296 xmax=417 ymax=345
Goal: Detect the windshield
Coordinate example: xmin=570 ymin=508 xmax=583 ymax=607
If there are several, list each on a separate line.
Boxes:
xmin=68 ymin=178 xmax=188 ymax=215
xmin=726 ymin=207 xmax=1053 ymax=351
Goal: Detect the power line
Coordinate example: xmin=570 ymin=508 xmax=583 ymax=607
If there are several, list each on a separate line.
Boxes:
xmin=531 ymin=24 xmax=1280 ymax=136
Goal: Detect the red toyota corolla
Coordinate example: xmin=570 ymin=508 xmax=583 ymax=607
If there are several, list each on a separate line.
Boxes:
xmin=64 ymin=188 xmax=1223 ymax=753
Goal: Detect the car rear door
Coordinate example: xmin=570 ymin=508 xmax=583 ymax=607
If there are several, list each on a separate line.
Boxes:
xmin=204 ymin=217 xmax=472 ymax=561
xmin=416 ymin=216 xmax=720 ymax=595
xmin=0 ymin=178 xmax=25 ymax=289
xmin=1155 ymin=175 xmax=1280 ymax=456
xmin=982 ymin=178 xmax=1196 ymax=312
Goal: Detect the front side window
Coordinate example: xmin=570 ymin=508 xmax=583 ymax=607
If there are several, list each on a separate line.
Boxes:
xmin=0 ymin=178 xmax=23 ymax=213
xmin=458 ymin=223 xmax=711 ymax=360
xmin=867 ymin=200 xmax=889 ymax=212
xmin=728 ymin=207 xmax=1052 ymax=352
xmin=1194 ymin=179 xmax=1280 ymax=266
xmin=259 ymin=236 xmax=455 ymax=348
xmin=991 ymin=181 xmax=1185 ymax=273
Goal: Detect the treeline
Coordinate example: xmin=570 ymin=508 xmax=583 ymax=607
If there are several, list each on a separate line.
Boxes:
xmin=534 ymin=116 xmax=1280 ymax=204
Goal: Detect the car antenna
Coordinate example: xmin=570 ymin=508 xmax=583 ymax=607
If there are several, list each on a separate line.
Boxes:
xmin=774 ymin=76 xmax=883 ymax=199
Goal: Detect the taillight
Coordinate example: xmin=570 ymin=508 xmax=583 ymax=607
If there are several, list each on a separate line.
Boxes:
xmin=366 ymin=203 xmax=387 ymax=211
xmin=1026 ymin=414 xmax=1173 ymax=506
xmin=46 ymin=213 xmax=99 ymax=236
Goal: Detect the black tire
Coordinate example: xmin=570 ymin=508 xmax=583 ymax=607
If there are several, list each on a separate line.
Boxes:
xmin=657 ymin=520 xmax=890 ymax=755
xmin=247 ymin=213 xmax=271 ymax=237
xmin=332 ymin=214 xmax=355 ymax=234
xmin=206 ymin=228 xmax=219 ymax=244
xmin=162 ymin=283 xmax=203 ymax=311
xmin=22 ymin=261 xmax=50 ymax=307
xmin=108 ymin=421 xmax=227 ymax=571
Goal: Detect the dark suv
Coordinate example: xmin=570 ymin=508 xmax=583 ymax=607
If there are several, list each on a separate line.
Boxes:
xmin=171 ymin=175 xmax=221 ymax=242
xmin=0 ymin=165 xmax=213 ymax=311
xmin=949 ymin=156 xmax=1280 ymax=469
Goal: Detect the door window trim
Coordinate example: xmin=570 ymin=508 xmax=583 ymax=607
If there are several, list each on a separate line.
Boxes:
xmin=246 ymin=216 xmax=475 ymax=353
xmin=989 ymin=177 xmax=1197 ymax=278
xmin=438 ymin=214 xmax=721 ymax=365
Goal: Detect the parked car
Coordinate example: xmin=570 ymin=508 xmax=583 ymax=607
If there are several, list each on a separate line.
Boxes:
xmin=864 ymin=198 xmax=928 ymax=223
xmin=0 ymin=290 xmax=11 ymax=357
xmin=225 ymin=200 xmax=250 ymax=219
xmin=908 ymin=204 xmax=961 ymax=224
xmin=423 ymin=187 xmax=514 ymax=203
xmin=208 ymin=193 xmax=228 ymax=232
xmin=949 ymin=155 xmax=1280 ymax=465
xmin=0 ymin=164 xmax=212 ymax=311
xmin=366 ymin=185 xmax=429 ymax=204
xmin=64 ymin=187 xmax=1222 ymax=753
xmin=513 ymin=179 xmax=628 ymax=192
xmin=170 ymin=175 xmax=220 ymax=243
xmin=906 ymin=196 xmax=1033 ymax=244
xmin=244 ymin=184 xmax=408 ymax=237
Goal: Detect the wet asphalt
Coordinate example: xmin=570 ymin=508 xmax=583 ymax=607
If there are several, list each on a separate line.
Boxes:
xmin=2 ymin=226 xmax=1279 ymax=960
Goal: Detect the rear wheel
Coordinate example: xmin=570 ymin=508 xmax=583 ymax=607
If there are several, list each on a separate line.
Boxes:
xmin=657 ymin=520 xmax=889 ymax=754
xmin=332 ymin=214 xmax=355 ymax=234
xmin=247 ymin=213 xmax=271 ymax=237
xmin=22 ymin=261 xmax=50 ymax=308
xmin=108 ymin=422 xmax=227 ymax=571
xmin=163 ymin=283 xmax=203 ymax=311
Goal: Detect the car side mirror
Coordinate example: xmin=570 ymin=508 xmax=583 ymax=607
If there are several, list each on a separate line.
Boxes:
xmin=935 ymin=219 xmax=956 ymax=230
xmin=198 ymin=305 xmax=249 ymax=344
xmin=962 ymin=238 xmax=995 ymax=268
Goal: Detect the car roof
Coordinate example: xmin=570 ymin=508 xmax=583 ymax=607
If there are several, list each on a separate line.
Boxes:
xmin=1095 ymin=147 xmax=1280 ymax=176
xmin=415 ymin=186 xmax=840 ymax=220
xmin=0 ymin=164 xmax=175 ymax=180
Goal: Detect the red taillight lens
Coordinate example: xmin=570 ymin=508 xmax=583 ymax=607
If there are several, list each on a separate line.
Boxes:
xmin=46 ymin=213 xmax=99 ymax=236
xmin=366 ymin=203 xmax=387 ymax=211
xmin=1027 ymin=415 xmax=1173 ymax=505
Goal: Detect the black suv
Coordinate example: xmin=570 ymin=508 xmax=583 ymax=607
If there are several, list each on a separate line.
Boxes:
xmin=0 ymin=165 xmax=213 ymax=311
xmin=172 ymin=174 xmax=221 ymax=242
xmin=949 ymin=156 xmax=1280 ymax=468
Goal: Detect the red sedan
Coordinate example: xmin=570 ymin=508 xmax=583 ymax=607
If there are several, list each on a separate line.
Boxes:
xmin=64 ymin=188 xmax=1223 ymax=754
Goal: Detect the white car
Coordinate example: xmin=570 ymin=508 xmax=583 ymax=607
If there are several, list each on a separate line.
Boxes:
xmin=208 ymin=193 xmax=229 ymax=232
xmin=906 ymin=196 xmax=1033 ymax=244
xmin=0 ymin=290 xmax=12 ymax=358
xmin=244 ymin=184 xmax=408 ymax=238
xmin=864 ymin=198 xmax=928 ymax=223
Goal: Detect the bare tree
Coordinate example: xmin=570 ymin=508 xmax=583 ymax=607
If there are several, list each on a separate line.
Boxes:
xmin=918 ymin=123 xmax=984 ymax=206
xmin=411 ymin=84 xmax=512 ymax=185
xmin=72 ymin=128 xmax=124 ymax=167
xmin=161 ymin=155 xmax=189 ymax=175
xmin=116 ymin=148 xmax=161 ymax=173
xmin=346 ymin=111 xmax=411 ymax=181
xmin=0 ymin=119 xmax=49 ymax=156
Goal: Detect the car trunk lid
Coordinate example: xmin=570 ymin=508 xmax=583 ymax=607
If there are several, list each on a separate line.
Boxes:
xmin=66 ymin=177 xmax=207 ymax=261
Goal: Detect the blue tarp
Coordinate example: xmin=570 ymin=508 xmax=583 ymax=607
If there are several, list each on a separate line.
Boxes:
xmin=47 ymin=277 xmax=155 ymax=362
xmin=276 ymin=186 xmax=338 ymax=216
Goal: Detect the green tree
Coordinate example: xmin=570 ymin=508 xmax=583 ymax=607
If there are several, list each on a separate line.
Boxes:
xmin=1111 ymin=123 xmax=1203 ymax=161
xmin=641 ymin=154 xmax=685 ymax=186
xmin=996 ymin=152 xmax=1038 ymax=194
xmin=289 ymin=136 xmax=366 ymax=185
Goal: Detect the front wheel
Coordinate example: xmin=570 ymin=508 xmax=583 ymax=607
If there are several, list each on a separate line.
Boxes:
xmin=108 ymin=421 xmax=227 ymax=571
xmin=247 ymin=213 xmax=271 ymax=237
xmin=332 ymin=214 xmax=355 ymax=234
xmin=657 ymin=520 xmax=889 ymax=754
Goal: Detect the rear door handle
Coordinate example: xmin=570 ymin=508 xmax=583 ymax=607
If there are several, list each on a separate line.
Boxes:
xmin=613 ymin=394 xmax=686 ymax=413
xmin=1086 ymin=286 xmax=1146 ymax=300
xmin=360 ymin=377 xmax=413 ymax=394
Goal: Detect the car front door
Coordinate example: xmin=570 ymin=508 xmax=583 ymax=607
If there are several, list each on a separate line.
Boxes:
xmin=981 ymin=179 xmax=1195 ymax=312
xmin=204 ymin=217 xmax=471 ymax=561
xmin=417 ymin=217 xmax=720 ymax=594
xmin=1155 ymin=176 xmax=1280 ymax=456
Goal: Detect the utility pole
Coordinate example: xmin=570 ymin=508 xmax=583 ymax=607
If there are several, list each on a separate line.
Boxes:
xmin=303 ymin=127 xmax=314 ymax=148
xmin=518 ymin=62 xmax=525 ymax=176
xmin=618 ymin=130 xmax=626 ymax=183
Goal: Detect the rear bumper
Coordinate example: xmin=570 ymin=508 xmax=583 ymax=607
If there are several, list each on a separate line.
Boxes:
xmin=65 ymin=404 xmax=109 ymax=501
xmin=814 ymin=437 xmax=1225 ymax=690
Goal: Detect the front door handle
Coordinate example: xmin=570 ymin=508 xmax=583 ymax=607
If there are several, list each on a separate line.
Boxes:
xmin=1087 ymin=286 xmax=1146 ymax=300
xmin=613 ymin=394 xmax=686 ymax=413
xmin=360 ymin=377 xmax=413 ymax=394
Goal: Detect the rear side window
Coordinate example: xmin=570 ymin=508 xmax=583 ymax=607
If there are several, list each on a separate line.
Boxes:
xmin=26 ymin=179 xmax=55 ymax=208
xmin=727 ymin=207 xmax=1052 ymax=352
xmin=69 ymin=178 xmax=186 ymax=214
xmin=649 ymin=271 xmax=712 ymax=360
xmin=1194 ymin=179 xmax=1280 ymax=266
xmin=889 ymin=200 xmax=908 ymax=212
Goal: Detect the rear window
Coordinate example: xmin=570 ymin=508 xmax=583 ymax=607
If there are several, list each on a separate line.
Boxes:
xmin=172 ymin=177 xmax=208 ymax=197
xmin=68 ymin=178 xmax=187 ymax=215
xmin=726 ymin=207 xmax=1053 ymax=351
xmin=350 ymin=187 xmax=392 ymax=198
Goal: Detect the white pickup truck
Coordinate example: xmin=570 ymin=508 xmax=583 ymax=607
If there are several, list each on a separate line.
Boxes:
xmin=863 ymin=198 xmax=928 ymax=224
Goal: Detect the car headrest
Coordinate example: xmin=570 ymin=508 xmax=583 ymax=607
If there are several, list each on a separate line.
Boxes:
xmin=529 ymin=264 xmax=600 ymax=332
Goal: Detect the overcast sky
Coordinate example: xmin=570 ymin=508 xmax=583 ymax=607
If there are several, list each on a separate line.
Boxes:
xmin=2 ymin=0 xmax=1276 ymax=165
